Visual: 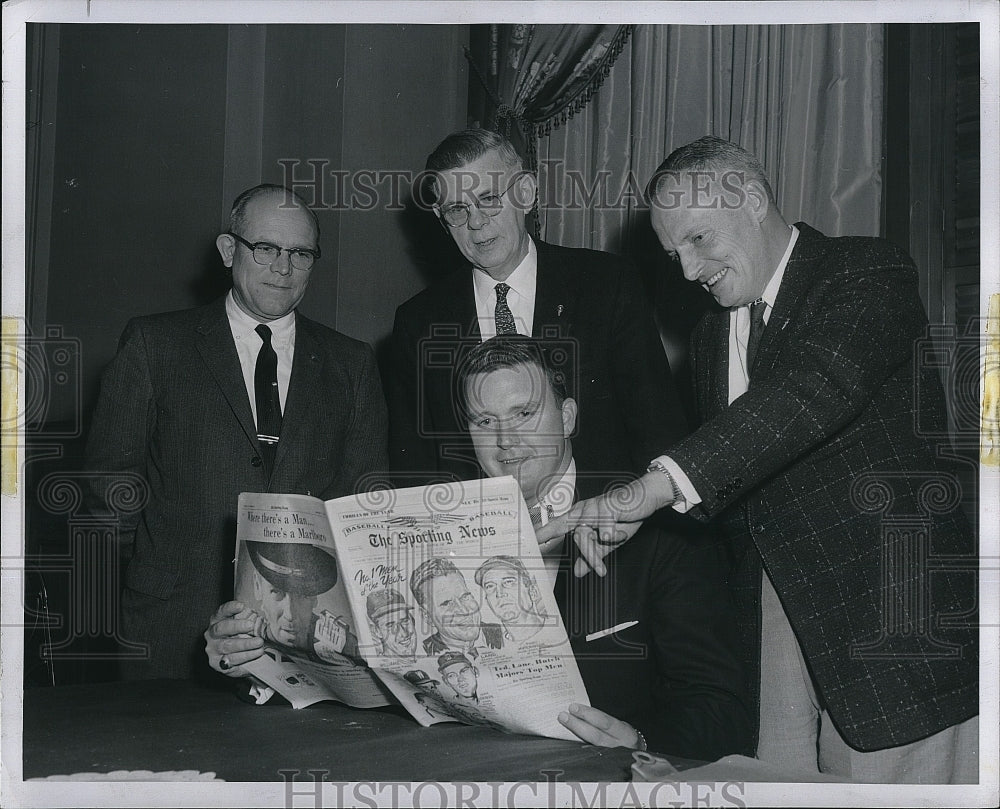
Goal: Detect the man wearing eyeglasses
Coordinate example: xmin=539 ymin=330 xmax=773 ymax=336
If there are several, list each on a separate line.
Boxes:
xmin=386 ymin=129 xmax=688 ymax=501
xmin=85 ymin=183 xmax=387 ymax=681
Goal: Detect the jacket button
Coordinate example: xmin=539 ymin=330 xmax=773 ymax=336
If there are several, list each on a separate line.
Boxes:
xmin=251 ymin=456 xmax=263 ymax=467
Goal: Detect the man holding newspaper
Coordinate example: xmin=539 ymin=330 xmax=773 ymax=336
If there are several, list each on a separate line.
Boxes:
xmin=205 ymin=334 xmax=752 ymax=761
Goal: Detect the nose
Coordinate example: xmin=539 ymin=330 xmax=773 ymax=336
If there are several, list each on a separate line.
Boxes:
xmin=676 ymin=248 xmax=701 ymax=282
xmin=277 ymin=593 xmax=292 ymax=618
xmin=270 ymin=249 xmax=293 ymax=276
xmin=466 ymin=205 xmax=491 ymax=230
xmin=496 ymin=420 xmax=520 ymax=450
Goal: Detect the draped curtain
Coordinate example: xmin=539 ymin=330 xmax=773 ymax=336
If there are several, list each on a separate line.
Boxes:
xmin=486 ymin=24 xmax=885 ymax=370
xmin=536 ymin=24 xmax=885 ymax=251
xmin=473 ymin=24 xmax=633 ymax=172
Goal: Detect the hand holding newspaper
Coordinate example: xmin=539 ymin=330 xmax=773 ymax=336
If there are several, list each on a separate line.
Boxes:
xmin=234 ymin=477 xmax=590 ymax=741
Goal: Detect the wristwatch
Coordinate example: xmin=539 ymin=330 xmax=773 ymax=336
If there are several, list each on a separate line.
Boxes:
xmin=646 ymin=459 xmax=682 ymax=504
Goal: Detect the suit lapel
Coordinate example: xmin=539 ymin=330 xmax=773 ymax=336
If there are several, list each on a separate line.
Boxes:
xmin=273 ymin=314 xmax=324 ymax=473
xmin=446 ymin=267 xmax=481 ymax=339
xmin=751 ymin=223 xmax=823 ymax=379
xmin=532 ymin=241 xmax=578 ymax=337
xmin=194 ymin=300 xmax=258 ymax=450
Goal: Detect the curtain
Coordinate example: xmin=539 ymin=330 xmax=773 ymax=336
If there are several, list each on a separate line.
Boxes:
xmin=538 ymin=24 xmax=885 ymax=250
xmin=533 ymin=24 xmax=885 ymax=369
xmin=473 ymin=24 xmax=633 ymax=170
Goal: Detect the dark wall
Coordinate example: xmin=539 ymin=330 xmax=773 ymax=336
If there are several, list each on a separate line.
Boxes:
xmin=30 ymin=23 xmax=469 ymax=424
xmin=44 ymin=24 xmax=230 ymax=421
xmin=23 ymin=22 xmax=469 ymax=685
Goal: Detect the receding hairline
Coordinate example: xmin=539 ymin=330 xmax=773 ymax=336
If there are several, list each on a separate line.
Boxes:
xmin=646 ymin=136 xmax=776 ymax=206
xmin=229 ymin=184 xmax=320 ymax=241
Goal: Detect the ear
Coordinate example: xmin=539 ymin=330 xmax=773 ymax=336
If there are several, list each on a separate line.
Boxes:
xmin=561 ymin=397 xmax=578 ymax=438
xmin=743 ymin=179 xmax=770 ymax=224
xmin=252 ymin=572 xmax=263 ymax=602
xmin=513 ymin=170 xmax=537 ymax=212
xmin=216 ymin=233 xmax=236 ymax=267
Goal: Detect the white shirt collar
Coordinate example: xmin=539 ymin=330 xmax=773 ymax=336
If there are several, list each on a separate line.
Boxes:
xmin=471 ymin=237 xmax=537 ymax=301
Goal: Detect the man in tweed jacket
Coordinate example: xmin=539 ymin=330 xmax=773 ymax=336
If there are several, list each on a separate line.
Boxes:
xmin=540 ymin=137 xmax=977 ymax=782
xmin=85 ymin=185 xmax=387 ymax=681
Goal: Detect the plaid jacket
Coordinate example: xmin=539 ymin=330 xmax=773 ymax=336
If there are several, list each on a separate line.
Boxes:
xmin=671 ymin=223 xmax=978 ymax=751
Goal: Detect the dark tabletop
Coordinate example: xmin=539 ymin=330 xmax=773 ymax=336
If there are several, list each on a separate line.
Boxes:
xmin=23 ymin=679 xmax=642 ymax=782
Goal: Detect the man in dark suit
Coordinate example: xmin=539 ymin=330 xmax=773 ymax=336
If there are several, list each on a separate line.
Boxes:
xmin=85 ymin=184 xmax=387 ymax=681
xmin=459 ymin=335 xmax=752 ymax=761
xmin=541 ymin=137 xmax=978 ymax=781
xmin=386 ymin=128 xmax=687 ymax=499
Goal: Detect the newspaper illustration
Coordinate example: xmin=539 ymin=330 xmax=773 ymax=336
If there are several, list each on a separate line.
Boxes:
xmin=235 ymin=477 xmax=590 ymax=740
xmin=234 ymin=493 xmax=396 ymax=710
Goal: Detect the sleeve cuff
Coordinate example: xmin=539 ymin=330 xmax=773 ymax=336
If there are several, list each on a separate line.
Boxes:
xmin=650 ymin=455 xmax=701 ymax=513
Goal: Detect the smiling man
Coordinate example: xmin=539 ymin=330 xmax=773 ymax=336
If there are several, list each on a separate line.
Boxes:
xmin=458 ymin=335 xmax=752 ymax=760
xmin=86 ymin=184 xmax=387 ymax=681
xmin=541 ymin=136 xmax=978 ymax=782
xmin=409 ymin=557 xmax=503 ymax=656
xmin=386 ymin=128 xmax=687 ymax=498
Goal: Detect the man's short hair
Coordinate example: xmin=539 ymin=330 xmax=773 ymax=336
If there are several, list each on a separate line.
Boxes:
xmin=409 ymin=557 xmax=462 ymax=608
xmin=645 ymin=135 xmax=776 ymax=206
xmin=228 ymin=183 xmax=321 ymax=240
xmin=474 ymin=555 xmax=532 ymax=588
xmin=424 ymin=128 xmax=523 ymax=202
xmin=456 ymin=335 xmax=569 ymax=422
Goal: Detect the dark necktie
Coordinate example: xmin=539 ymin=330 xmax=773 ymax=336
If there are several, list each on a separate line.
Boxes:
xmin=494 ymin=283 xmax=517 ymax=335
xmin=254 ymin=324 xmax=282 ymax=472
xmin=746 ymin=298 xmax=768 ymax=372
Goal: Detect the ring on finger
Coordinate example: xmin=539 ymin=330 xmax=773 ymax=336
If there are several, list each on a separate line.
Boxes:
xmin=594 ymin=531 xmax=623 ymax=547
xmin=219 ymin=656 xmax=231 ymax=671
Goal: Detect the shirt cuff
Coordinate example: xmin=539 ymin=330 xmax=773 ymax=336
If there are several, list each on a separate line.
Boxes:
xmin=650 ymin=455 xmax=701 ymax=513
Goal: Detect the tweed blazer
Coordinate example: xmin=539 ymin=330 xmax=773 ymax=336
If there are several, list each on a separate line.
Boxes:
xmin=85 ymin=297 xmax=388 ymax=680
xmin=386 ymin=240 xmax=688 ymax=500
xmin=670 ymin=223 xmax=978 ymax=751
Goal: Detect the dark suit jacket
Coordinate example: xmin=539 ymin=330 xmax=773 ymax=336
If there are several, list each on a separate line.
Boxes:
xmin=386 ymin=240 xmax=687 ymax=499
xmin=85 ymin=297 xmax=388 ymax=680
xmin=554 ymin=526 xmax=753 ymax=761
xmin=671 ymin=223 xmax=978 ymax=751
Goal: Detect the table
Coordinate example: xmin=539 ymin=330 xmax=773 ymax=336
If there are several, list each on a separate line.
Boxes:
xmin=22 ymin=679 xmax=645 ymax=782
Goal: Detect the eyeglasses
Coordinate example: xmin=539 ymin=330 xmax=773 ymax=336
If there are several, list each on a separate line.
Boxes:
xmin=438 ymin=175 xmax=524 ymax=228
xmin=228 ymin=232 xmax=321 ymax=271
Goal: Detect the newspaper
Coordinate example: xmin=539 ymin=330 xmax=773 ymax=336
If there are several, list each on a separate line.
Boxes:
xmin=234 ymin=476 xmax=590 ymax=740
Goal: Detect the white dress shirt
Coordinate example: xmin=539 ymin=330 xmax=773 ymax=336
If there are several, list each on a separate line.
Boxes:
xmin=472 ymin=238 xmax=538 ymax=339
xmin=225 ymin=291 xmax=296 ymax=423
xmin=654 ymin=226 xmax=799 ymax=511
